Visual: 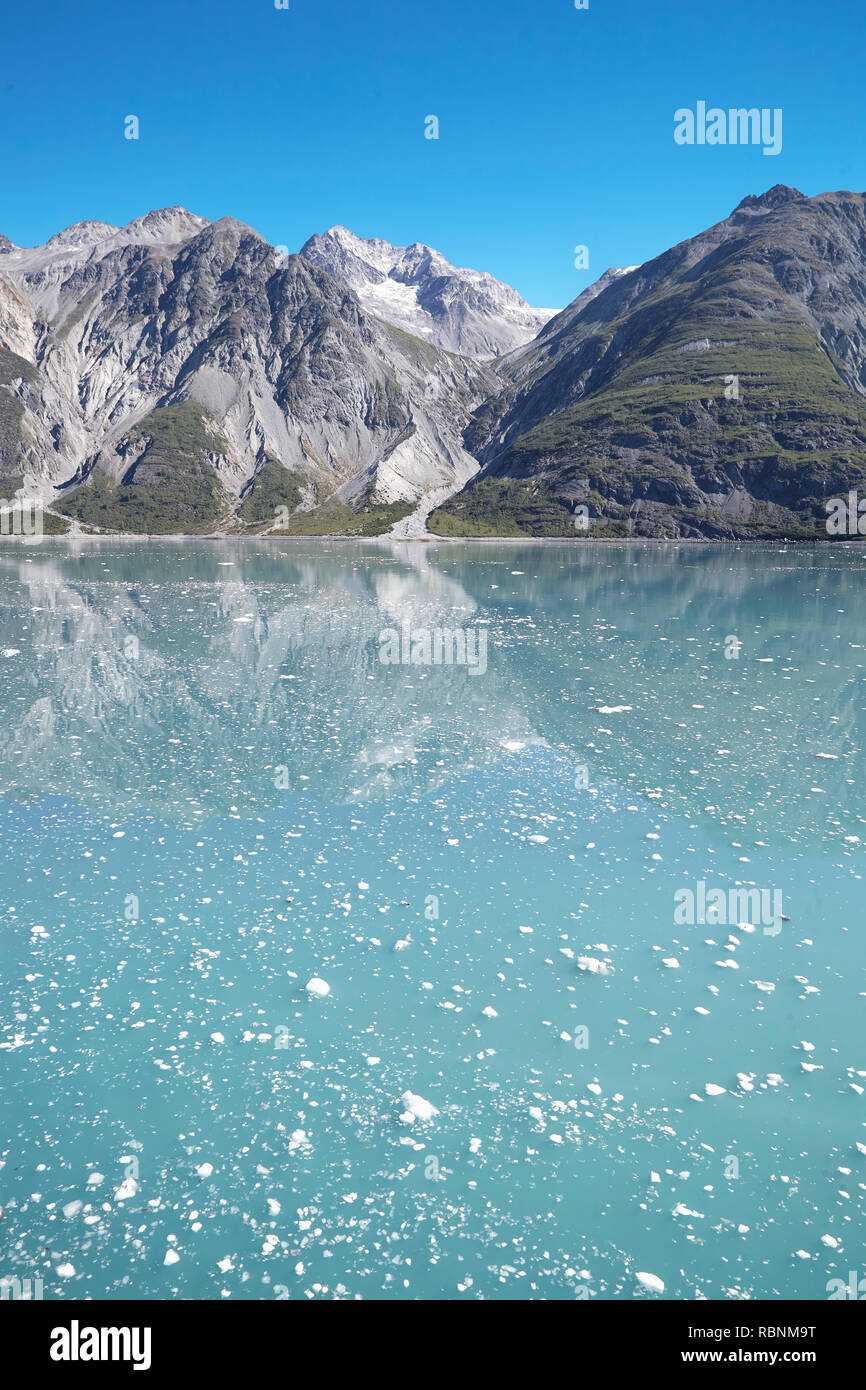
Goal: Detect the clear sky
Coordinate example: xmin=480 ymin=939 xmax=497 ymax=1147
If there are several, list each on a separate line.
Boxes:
xmin=1 ymin=0 xmax=863 ymax=308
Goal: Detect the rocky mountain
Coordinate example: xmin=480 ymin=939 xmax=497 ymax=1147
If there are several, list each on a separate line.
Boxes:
xmin=5 ymin=188 xmax=866 ymax=540
xmin=432 ymin=186 xmax=866 ymax=539
xmin=300 ymin=225 xmax=557 ymax=359
xmin=0 ymin=209 xmax=495 ymax=534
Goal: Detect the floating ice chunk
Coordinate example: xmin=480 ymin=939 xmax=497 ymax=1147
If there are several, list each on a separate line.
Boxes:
xmin=210 ymin=1032 xmax=225 ymax=1043
xmin=196 ymin=1162 xmax=214 ymax=1179
xmin=705 ymin=1083 xmax=727 ymax=1097
xmin=737 ymin=1073 xmax=755 ymax=1091
xmin=62 ymin=1200 xmax=83 ymax=1218
xmin=114 ymin=1177 xmax=138 ymax=1201
xmin=587 ymin=1082 xmax=602 ymax=1096
xmin=753 ymin=980 xmax=775 ymax=993
xmin=305 ymin=977 xmax=330 ymax=998
xmin=86 ymin=1173 xmax=104 ymax=1186
xmin=650 ymin=1171 xmax=661 ymax=1184
xmin=267 ymin=1198 xmax=281 ymax=1216
xmin=798 ymin=1041 xmax=816 ymax=1052
xmin=855 ymin=1142 xmax=866 ymax=1156
xmin=393 ymin=938 xmax=411 ymax=952
xmin=469 ymin=1138 xmax=482 ymax=1154
xmin=821 ymin=1234 xmax=840 ymax=1249
xmin=662 ymin=958 xmax=679 ymax=969
xmin=694 ymin=1006 xmax=710 ymax=1016
xmin=673 ymin=1202 xmax=703 ymax=1218
xmin=164 ymin=1249 xmax=180 ymax=1266
xmin=597 ymin=705 xmax=632 ymax=714
xmin=795 ymin=1250 xmax=811 ymax=1260
xmin=635 ymin=1271 xmax=664 ymax=1294
xmin=577 ymin=955 xmax=611 ymax=976
xmin=218 ymin=1257 xmax=234 ymax=1273
xmin=482 ymin=1006 xmax=498 ymax=1019
xmin=56 ymin=1263 xmax=75 ymax=1278
xmin=400 ymin=1090 xmax=438 ymax=1122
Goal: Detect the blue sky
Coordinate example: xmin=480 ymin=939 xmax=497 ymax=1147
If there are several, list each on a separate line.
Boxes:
xmin=1 ymin=0 xmax=863 ymax=307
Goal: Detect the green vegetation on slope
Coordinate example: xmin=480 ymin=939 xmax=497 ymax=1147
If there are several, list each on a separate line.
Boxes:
xmin=55 ymin=401 xmax=229 ymax=534
xmin=275 ymin=498 xmax=414 ymax=536
xmin=238 ymin=458 xmax=303 ymax=527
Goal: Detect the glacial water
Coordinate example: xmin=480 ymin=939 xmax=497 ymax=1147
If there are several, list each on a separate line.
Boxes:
xmin=0 ymin=539 xmax=864 ymax=1301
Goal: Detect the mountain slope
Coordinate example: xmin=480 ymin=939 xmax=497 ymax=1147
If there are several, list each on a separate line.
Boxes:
xmin=300 ymin=225 xmax=557 ymax=359
xmin=0 ymin=210 xmax=496 ymax=532
xmin=432 ymin=186 xmax=866 ymax=539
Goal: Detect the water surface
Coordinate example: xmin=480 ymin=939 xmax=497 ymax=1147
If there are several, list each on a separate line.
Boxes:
xmin=1 ymin=540 xmax=864 ymax=1300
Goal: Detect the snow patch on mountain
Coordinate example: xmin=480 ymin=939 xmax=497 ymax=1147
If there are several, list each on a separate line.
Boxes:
xmin=300 ymin=225 xmax=558 ymax=359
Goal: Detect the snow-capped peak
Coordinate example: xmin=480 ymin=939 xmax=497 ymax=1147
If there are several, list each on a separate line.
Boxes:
xmin=300 ymin=225 xmax=558 ymax=359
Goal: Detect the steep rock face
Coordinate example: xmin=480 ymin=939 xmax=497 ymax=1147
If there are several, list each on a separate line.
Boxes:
xmin=300 ymin=225 xmax=557 ymax=359
xmin=0 ymin=211 xmax=495 ymax=522
xmin=434 ymin=187 xmax=866 ymax=539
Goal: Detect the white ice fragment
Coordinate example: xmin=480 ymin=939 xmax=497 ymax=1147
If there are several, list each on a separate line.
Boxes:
xmin=577 ymin=955 xmax=611 ymax=976
xmin=305 ymin=977 xmax=330 ymax=998
xmin=635 ymin=1271 xmax=664 ymax=1294
xmin=400 ymin=1090 xmax=438 ymax=1122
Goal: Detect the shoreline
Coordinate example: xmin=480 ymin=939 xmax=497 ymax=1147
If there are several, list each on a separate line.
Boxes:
xmin=0 ymin=532 xmax=860 ymax=547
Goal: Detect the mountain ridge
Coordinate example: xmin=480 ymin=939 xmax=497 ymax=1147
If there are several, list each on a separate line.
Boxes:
xmin=431 ymin=185 xmax=866 ymax=539
xmin=300 ymin=224 xmax=558 ymax=359
xmin=3 ymin=189 xmax=866 ymax=540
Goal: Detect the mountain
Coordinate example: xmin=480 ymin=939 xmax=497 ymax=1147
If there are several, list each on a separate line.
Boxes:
xmin=0 ymin=209 xmax=495 ymax=533
xmin=300 ymin=225 xmax=557 ymax=359
xmin=431 ymin=186 xmax=866 ymax=539
xmin=5 ymin=189 xmax=866 ymax=540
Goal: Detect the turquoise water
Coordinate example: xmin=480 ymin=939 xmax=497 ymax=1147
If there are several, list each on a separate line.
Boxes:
xmin=0 ymin=539 xmax=864 ymax=1301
